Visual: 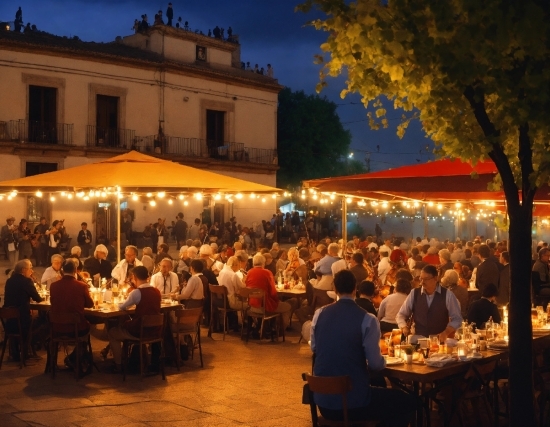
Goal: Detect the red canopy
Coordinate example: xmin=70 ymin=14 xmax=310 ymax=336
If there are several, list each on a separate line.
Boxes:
xmin=303 ymin=158 xmax=550 ymax=208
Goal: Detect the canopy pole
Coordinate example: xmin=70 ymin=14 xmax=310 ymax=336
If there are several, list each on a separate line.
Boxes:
xmin=342 ymin=197 xmax=347 ymax=246
xmin=424 ymin=204 xmax=428 ymax=238
xmin=117 ymin=188 xmax=121 ymax=263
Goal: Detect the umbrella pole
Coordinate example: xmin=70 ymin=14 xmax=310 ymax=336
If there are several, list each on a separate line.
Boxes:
xmin=117 ymin=189 xmax=121 ymax=263
xmin=342 ymin=197 xmax=347 ymax=246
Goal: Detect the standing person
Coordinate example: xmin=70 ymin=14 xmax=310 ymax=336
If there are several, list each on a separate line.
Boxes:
xmin=188 ymin=218 xmax=201 ymax=240
xmin=33 ymin=216 xmax=49 ymax=266
xmin=47 ymin=220 xmax=62 ymax=259
xmin=166 ymin=2 xmax=173 ymax=26
xmin=311 ymin=269 xmax=415 ymax=426
xmin=374 ymin=223 xmax=382 ymax=242
xmin=77 ymin=222 xmax=93 ymax=258
xmin=266 ymin=63 xmax=274 ymax=78
xmin=107 ymin=266 xmax=161 ymax=372
xmin=3 ymin=259 xmax=42 ymax=362
xmin=475 ymin=244 xmax=500 ymax=295
xmin=16 ymin=219 xmax=32 ymax=261
xmin=14 ymin=7 xmax=23 ymax=32
xmin=1 ymin=216 xmax=18 ymax=265
xmin=174 ymin=213 xmax=188 ymax=247
xmin=396 ymin=264 xmax=462 ymax=342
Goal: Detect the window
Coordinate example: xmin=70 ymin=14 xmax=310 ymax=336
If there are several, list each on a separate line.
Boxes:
xmin=28 ymin=85 xmax=57 ymax=143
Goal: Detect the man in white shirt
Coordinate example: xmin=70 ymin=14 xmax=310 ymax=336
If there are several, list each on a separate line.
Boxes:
xmin=377 ymin=251 xmax=391 ymax=285
xmin=378 ymin=239 xmax=392 ymax=257
xmin=111 ymin=245 xmax=143 ymax=284
xmin=150 ymin=258 xmax=179 ymax=294
xmin=218 ymin=256 xmax=247 ymax=310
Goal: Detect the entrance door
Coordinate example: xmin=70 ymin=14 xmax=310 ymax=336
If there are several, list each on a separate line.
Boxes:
xmin=96 ymin=95 xmax=119 ymax=146
xmin=28 ymin=85 xmax=57 ymax=143
xmin=206 ymin=109 xmax=225 ymax=157
xmin=95 ymin=202 xmax=116 ymax=245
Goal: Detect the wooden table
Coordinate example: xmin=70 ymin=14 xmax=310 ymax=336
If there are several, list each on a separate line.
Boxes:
xmin=276 ymin=287 xmax=306 ymax=298
xmin=382 ymin=349 xmax=507 ymax=427
xmin=30 ymin=301 xmax=181 ymax=318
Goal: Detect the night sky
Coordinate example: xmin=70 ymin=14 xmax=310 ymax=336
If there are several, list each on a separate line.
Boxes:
xmin=0 ymin=0 xmax=434 ymax=172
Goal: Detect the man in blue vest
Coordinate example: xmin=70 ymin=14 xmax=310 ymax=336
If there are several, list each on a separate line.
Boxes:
xmin=396 ymin=264 xmax=462 ymax=342
xmin=311 ymin=270 xmax=415 ymax=425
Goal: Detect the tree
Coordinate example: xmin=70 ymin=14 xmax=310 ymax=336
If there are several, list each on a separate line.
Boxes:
xmin=298 ymin=1 xmax=550 ymax=425
xmin=277 ymin=87 xmax=365 ymax=188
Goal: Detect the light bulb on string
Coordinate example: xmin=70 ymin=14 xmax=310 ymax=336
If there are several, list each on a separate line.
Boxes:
xmin=157 ymin=192 xmax=165 ymax=198
xmin=132 ymin=194 xmax=138 ymax=201
xmin=50 ymin=196 xmax=55 ymax=202
xmin=178 ymin=194 xmax=184 ymax=200
xmin=236 ymin=193 xmax=243 ymax=199
xmin=194 ymin=192 xmax=203 ymax=200
xmin=60 ymin=191 xmax=66 ymax=197
xmin=150 ymin=200 xmax=156 ymax=207
xmin=168 ymin=199 xmax=173 ymax=205
xmin=101 ymin=191 xmax=106 ymax=198
xmin=183 ymin=201 xmax=189 ymax=206
xmin=35 ymin=190 xmax=43 ymax=198
xmin=67 ymin=193 xmax=73 ymax=199
xmin=146 ymin=192 xmax=152 ymax=198
xmin=83 ymin=196 xmax=89 ymax=201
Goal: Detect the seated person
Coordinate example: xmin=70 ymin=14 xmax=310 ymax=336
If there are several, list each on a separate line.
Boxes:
xmin=140 ymin=247 xmax=155 ymax=273
xmin=151 ymin=258 xmax=179 ymax=294
xmin=311 ymin=270 xmax=415 ymax=426
xmin=154 ymin=243 xmax=172 ymax=264
xmin=377 ymin=279 xmax=411 ymax=334
xmin=3 ymin=259 xmax=42 ymax=361
xmin=83 ymin=244 xmax=112 ymax=280
xmin=107 ymin=266 xmax=161 ymax=371
xmin=41 ymin=254 xmax=64 ymax=289
xmin=467 ymin=283 xmax=501 ymax=329
xmin=355 ymin=280 xmax=377 ymax=316
xmin=50 ymin=259 xmax=94 ymax=370
xmin=172 ymin=259 xmax=205 ymax=309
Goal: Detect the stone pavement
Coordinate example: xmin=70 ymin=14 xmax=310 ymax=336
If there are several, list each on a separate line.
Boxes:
xmin=0 ymin=248 xmax=314 ymax=427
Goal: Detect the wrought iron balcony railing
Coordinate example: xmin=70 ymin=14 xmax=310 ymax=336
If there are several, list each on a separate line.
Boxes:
xmin=86 ymin=125 xmax=135 ymax=149
xmin=0 ymin=119 xmax=73 ymax=145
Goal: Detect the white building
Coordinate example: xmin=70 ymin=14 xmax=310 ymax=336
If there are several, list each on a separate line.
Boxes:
xmin=0 ymin=25 xmax=281 ymax=243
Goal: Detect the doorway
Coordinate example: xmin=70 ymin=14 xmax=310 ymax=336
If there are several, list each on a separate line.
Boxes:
xmin=28 ymin=85 xmax=57 ymax=143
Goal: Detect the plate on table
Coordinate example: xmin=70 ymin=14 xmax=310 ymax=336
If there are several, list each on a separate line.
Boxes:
xmin=384 ymin=356 xmax=404 ymax=365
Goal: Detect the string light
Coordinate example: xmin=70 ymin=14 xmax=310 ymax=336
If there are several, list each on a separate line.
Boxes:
xmin=157 ymin=192 xmax=165 ymax=198
xmin=168 ymin=199 xmax=173 ymax=205
xmin=178 ymin=194 xmax=184 ymax=200
xmin=149 ymin=200 xmax=156 ymax=207
xmin=132 ymin=194 xmax=138 ymax=201
xmin=35 ymin=191 xmax=42 ymax=197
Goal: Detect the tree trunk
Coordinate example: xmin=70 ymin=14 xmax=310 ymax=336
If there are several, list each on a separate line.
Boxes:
xmin=507 ymin=202 xmax=536 ymax=427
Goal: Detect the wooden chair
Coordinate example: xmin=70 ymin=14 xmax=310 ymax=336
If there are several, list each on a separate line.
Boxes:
xmin=208 ymin=284 xmax=237 ymax=340
xmin=302 ymin=372 xmax=371 ymax=427
xmin=0 ymin=307 xmax=25 ymax=369
xmin=236 ymin=287 xmax=253 ymax=339
xmin=121 ymin=313 xmax=165 ymax=381
xmin=171 ymin=307 xmax=203 ymax=371
xmin=242 ymin=288 xmax=285 ymax=343
xmin=46 ymin=311 xmax=93 ymax=380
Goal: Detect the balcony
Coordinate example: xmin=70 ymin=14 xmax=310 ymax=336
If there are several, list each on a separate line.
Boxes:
xmin=0 ymin=119 xmax=73 ymax=145
xmin=135 ymin=134 xmax=277 ymax=165
xmin=86 ymin=125 xmax=135 ymax=149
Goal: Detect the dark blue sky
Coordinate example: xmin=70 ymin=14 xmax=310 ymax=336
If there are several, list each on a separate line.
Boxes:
xmin=1 ymin=0 xmax=434 ymax=171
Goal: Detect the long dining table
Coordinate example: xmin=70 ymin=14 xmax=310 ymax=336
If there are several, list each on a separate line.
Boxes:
xmin=381 ymin=333 xmax=550 ymax=427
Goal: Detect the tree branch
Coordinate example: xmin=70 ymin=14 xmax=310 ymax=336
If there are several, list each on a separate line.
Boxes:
xmin=463 ymin=85 xmax=520 ymax=208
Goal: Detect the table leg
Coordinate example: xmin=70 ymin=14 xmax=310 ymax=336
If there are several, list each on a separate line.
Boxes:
xmin=414 ymin=381 xmax=423 ymax=427
xmin=493 ymin=367 xmax=499 ymax=427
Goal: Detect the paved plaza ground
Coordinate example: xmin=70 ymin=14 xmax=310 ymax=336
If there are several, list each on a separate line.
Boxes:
xmin=0 ymin=248 xmax=315 ymax=427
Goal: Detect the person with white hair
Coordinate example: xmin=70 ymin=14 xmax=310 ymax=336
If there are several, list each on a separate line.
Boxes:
xmin=140 ymin=246 xmax=155 ymax=273
xmin=84 ymin=244 xmax=113 ymax=279
xmin=150 ymin=258 xmax=179 ymax=294
xmin=67 ymin=246 xmax=84 ymax=271
xmin=176 ymin=245 xmax=190 ymax=274
xmin=200 ymin=244 xmax=223 ymax=275
xmin=111 ymin=245 xmax=143 ymax=284
xmin=441 ymin=269 xmax=469 ymax=318
xmin=218 ymin=255 xmax=247 ymax=311
xmin=40 ymin=253 xmax=64 ymax=289
xmin=246 ymin=254 xmax=291 ymax=330
xmin=187 ymin=245 xmax=198 ymax=260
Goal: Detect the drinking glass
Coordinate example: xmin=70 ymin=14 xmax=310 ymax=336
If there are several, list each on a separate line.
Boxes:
xmin=429 ymin=335 xmax=439 ymax=351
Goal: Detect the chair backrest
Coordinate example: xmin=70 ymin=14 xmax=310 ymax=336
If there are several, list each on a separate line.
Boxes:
xmin=247 ymin=287 xmax=266 ymax=312
xmin=209 ymin=284 xmax=228 ymax=296
xmin=311 ymin=288 xmax=334 ymax=311
xmin=174 ymin=307 xmax=203 ymax=329
xmin=139 ymin=313 xmax=165 ymax=340
xmin=0 ymin=306 xmax=20 ymax=321
xmin=305 ymin=373 xmax=352 ymax=426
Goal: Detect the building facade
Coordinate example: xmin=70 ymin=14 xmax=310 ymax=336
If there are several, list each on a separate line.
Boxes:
xmin=0 ymin=25 xmax=281 ymax=243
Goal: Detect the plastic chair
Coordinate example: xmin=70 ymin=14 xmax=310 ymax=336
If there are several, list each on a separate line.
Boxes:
xmin=121 ymin=313 xmax=165 ymax=381
xmin=46 ymin=311 xmax=93 ymax=380
xmin=208 ymin=284 xmax=237 ymax=340
xmin=171 ymin=307 xmax=203 ymax=370
xmin=242 ymin=288 xmax=284 ymax=343
xmin=0 ymin=307 xmax=25 ymax=369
